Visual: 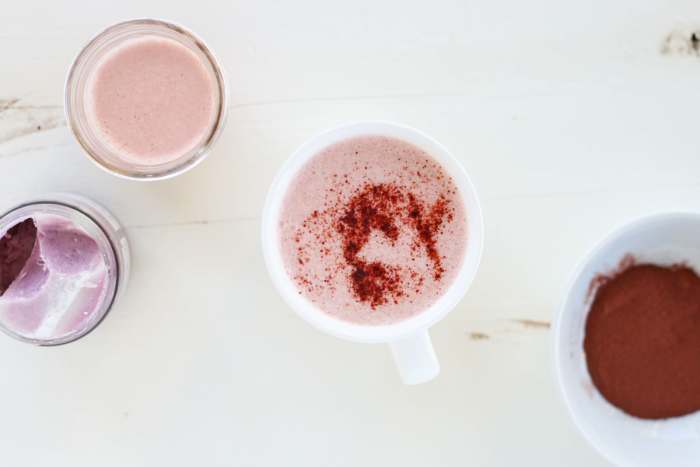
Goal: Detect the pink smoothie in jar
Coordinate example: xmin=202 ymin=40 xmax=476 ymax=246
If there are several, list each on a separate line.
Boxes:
xmin=85 ymin=35 xmax=217 ymax=166
xmin=65 ymin=20 xmax=227 ymax=179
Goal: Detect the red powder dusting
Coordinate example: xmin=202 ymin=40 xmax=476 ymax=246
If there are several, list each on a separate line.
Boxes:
xmin=295 ymin=182 xmax=456 ymax=309
xmin=405 ymin=192 xmax=451 ymax=280
xmin=280 ymin=135 xmax=468 ymax=325
xmin=336 ymin=184 xmax=405 ymax=307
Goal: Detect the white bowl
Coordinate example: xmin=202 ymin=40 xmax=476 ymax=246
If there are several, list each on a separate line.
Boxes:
xmin=554 ymin=212 xmax=700 ymax=466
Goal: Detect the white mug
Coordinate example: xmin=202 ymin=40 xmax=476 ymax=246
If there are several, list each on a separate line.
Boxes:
xmin=262 ymin=121 xmax=483 ymax=384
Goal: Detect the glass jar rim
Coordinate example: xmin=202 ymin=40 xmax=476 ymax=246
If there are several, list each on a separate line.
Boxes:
xmin=64 ymin=18 xmax=228 ymax=181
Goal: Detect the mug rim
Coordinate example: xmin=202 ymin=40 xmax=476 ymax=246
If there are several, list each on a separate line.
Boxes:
xmin=261 ymin=121 xmax=484 ymax=343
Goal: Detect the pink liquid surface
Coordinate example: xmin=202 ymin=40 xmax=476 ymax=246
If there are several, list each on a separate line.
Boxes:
xmin=279 ymin=136 xmax=468 ymax=325
xmin=86 ymin=35 xmax=217 ymax=166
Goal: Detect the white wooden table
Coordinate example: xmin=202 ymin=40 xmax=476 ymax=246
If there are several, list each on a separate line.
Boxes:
xmin=1 ymin=1 xmax=698 ymax=465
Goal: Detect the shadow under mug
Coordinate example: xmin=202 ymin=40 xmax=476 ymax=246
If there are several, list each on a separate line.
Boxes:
xmin=262 ymin=121 xmax=484 ymax=384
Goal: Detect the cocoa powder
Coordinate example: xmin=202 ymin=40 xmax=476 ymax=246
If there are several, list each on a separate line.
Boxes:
xmin=584 ymin=262 xmax=700 ymax=419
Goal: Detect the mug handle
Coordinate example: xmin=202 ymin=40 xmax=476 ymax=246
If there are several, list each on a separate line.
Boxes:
xmin=389 ymin=330 xmax=440 ymax=384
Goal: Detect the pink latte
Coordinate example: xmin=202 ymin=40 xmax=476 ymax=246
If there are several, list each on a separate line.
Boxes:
xmin=279 ymin=136 xmax=468 ymax=325
xmin=86 ymin=35 xmax=217 ymax=165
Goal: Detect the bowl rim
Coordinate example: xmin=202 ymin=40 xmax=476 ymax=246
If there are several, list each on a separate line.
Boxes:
xmin=552 ymin=210 xmax=700 ymax=466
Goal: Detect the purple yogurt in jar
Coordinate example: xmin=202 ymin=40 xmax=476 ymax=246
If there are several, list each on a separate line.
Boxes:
xmin=0 ymin=194 xmax=130 ymax=345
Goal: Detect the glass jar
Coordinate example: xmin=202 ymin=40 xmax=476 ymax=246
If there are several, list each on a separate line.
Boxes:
xmin=64 ymin=19 xmax=228 ymax=180
xmin=0 ymin=193 xmax=130 ymax=345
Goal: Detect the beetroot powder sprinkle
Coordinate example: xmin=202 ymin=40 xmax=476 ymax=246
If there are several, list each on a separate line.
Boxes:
xmin=279 ymin=135 xmax=468 ymax=326
xmin=337 ymin=183 xmax=453 ymax=308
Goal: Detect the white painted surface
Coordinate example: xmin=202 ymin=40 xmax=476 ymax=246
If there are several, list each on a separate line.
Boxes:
xmin=0 ymin=1 xmax=698 ymax=465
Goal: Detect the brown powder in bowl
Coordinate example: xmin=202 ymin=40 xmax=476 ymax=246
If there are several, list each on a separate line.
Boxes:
xmin=584 ymin=262 xmax=700 ymax=419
